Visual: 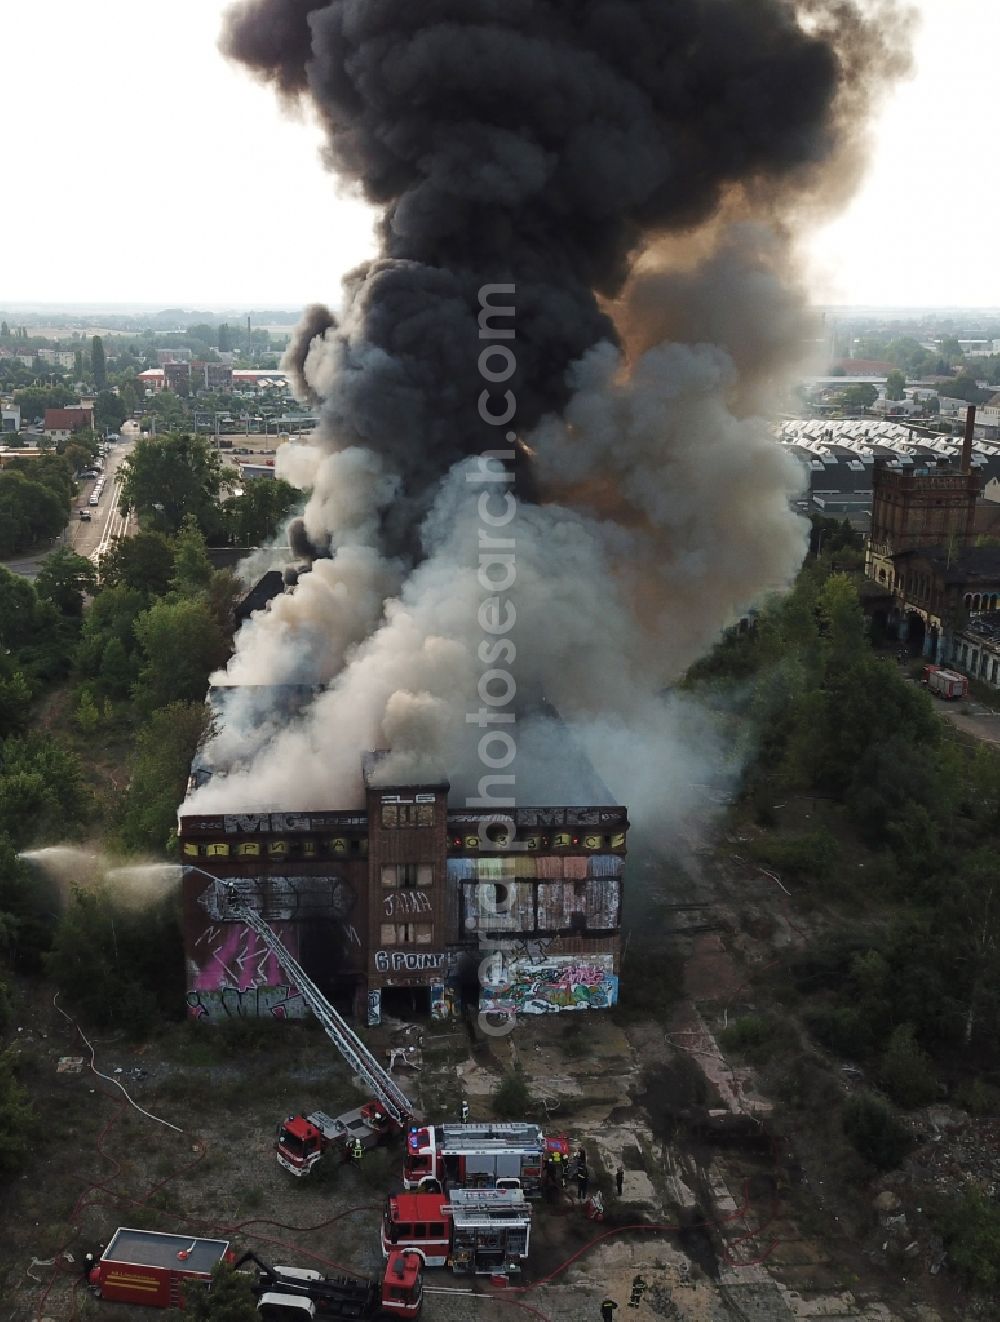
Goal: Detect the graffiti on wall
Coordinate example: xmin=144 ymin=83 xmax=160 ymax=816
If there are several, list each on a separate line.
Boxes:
xmin=374 ymin=950 xmax=452 ymax=974
xmin=182 ymin=811 xmax=368 ymax=834
xmin=384 ymin=889 xmax=432 ymax=918
xmin=196 ymin=875 xmax=356 ymax=923
xmin=192 ymin=920 xmax=294 ymax=991
xmin=188 ymin=918 xmax=307 ymax=1018
xmin=480 ymin=953 xmax=618 ymax=1016
xmin=367 ymin=989 xmax=382 ymax=1027
xmin=430 ymin=980 xmax=456 ymax=1020
xmin=448 ymin=806 xmax=627 ymax=828
xmin=186 ymin=984 xmax=306 ymax=1020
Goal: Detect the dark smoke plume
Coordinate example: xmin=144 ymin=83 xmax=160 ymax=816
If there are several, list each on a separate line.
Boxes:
xmin=196 ymin=0 xmax=910 ymax=817
xmin=223 ymin=0 xmax=900 ymax=537
xmin=283 ymin=301 xmax=336 ymax=405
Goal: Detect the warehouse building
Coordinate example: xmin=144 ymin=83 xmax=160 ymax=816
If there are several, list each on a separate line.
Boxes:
xmin=179 ymin=742 xmax=627 ymax=1026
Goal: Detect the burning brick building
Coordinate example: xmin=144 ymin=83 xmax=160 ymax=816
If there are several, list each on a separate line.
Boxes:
xmin=179 ymin=742 xmax=627 ymax=1026
xmin=176 ymin=0 xmax=900 ymax=1033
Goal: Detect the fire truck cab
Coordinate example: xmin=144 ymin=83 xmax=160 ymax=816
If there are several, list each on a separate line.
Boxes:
xmin=238 ymin=1248 xmax=423 ymax=1318
xmin=382 ymin=1188 xmax=532 ymax=1276
xmin=403 ymin=1122 xmax=550 ymax=1197
xmin=277 ymin=1100 xmax=397 ymax=1176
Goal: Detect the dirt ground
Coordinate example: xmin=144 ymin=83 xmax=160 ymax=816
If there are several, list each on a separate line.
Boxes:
xmin=0 ymin=837 xmax=973 ymax=1322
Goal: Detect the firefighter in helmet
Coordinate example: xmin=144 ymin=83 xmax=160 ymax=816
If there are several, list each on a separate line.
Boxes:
xmin=352 ymin=1137 xmax=364 ymax=1163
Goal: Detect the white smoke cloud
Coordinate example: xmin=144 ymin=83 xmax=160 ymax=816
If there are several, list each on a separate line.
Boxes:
xmin=188 ymin=324 xmax=803 ymax=831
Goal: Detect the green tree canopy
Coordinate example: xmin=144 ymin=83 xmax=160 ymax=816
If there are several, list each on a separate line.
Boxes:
xmin=120 ymin=701 xmax=211 ymax=853
xmin=12 ymin=384 xmax=73 ymax=421
xmin=94 ymin=390 xmax=126 ymax=434
xmin=225 ymin=477 xmax=299 ymax=547
xmin=99 ymin=529 xmax=176 ymax=598
xmin=885 ymin=369 xmax=906 ymax=401
xmin=0 ymin=735 xmax=88 ymax=850
xmin=0 ymin=1048 xmax=34 ymax=1180
xmin=0 ymin=569 xmax=42 ymax=653
xmin=837 ymin=383 xmax=877 ymax=409
xmin=35 ymin=548 xmax=97 ymax=618
xmin=118 ymin=434 xmax=223 ymax=535
xmin=171 ymin=516 xmax=214 ymax=597
xmin=133 ymin=597 xmax=229 ymax=710
xmin=180 ymin=1261 xmax=259 ymax=1321
xmin=45 ymin=886 xmax=184 ymax=1035
xmin=945 ymin=374 xmax=989 ymax=406
xmin=76 ymin=583 xmax=148 ymax=685
xmin=0 ymin=472 xmax=66 ymax=557
xmin=91 ymin=335 xmax=107 ymax=391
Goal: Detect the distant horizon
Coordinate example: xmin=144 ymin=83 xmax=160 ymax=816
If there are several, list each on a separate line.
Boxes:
xmin=5 ymin=300 xmax=1000 ymax=323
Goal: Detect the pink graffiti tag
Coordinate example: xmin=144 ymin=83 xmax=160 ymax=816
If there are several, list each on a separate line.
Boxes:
xmin=193 ymin=921 xmax=300 ymax=993
xmin=554 ymin=963 xmax=608 ymax=990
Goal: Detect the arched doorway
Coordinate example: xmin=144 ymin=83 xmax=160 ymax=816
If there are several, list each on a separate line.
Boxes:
xmin=905 ymin=611 xmax=926 ymax=657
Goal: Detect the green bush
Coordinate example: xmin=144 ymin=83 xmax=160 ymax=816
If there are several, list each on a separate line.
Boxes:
xmin=805 ymin=1005 xmax=873 ymax=1059
xmin=842 ymin=1092 xmax=912 ymax=1171
xmin=492 ymin=1069 xmax=534 ymax=1119
xmin=612 ymin=944 xmax=683 ymax=1023
xmin=180 ymin=1261 xmax=258 ymax=1320
xmin=719 ymin=1014 xmax=794 ymax=1065
xmin=45 ymin=886 xmax=184 ymax=1036
xmin=0 ymin=1047 xmax=34 ymax=1180
xmin=937 ymin=1185 xmax=1000 ymax=1291
xmin=954 ymin=1077 xmax=1000 ymax=1117
xmin=879 ymin=1023 xmax=937 ymax=1108
xmin=746 ymin=829 xmax=841 ymax=884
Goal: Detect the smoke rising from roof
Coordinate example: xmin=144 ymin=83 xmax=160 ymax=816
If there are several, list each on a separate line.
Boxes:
xmin=192 ymin=0 xmax=910 ymax=826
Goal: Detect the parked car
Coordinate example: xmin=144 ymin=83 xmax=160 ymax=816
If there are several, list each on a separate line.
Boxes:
xmin=79 ymin=509 xmax=92 ymax=521
xmin=89 ymin=495 xmax=99 ymax=506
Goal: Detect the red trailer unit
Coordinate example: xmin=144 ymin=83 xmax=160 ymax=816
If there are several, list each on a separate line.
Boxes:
xmin=89 ymin=1228 xmax=230 ymax=1308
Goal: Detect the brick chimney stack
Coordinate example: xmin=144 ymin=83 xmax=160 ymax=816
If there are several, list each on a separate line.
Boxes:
xmin=962 ymin=404 xmax=977 ymax=474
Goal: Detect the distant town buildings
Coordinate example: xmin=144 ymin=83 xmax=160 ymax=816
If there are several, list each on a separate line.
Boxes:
xmin=137 ymin=366 xmax=285 ymax=394
xmin=43 ymin=404 xmax=95 ymax=444
xmin=857 ymin=407 xmax=1000 ymax=674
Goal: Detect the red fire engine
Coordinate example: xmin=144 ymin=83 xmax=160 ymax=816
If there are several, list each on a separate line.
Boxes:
xmin=196 ymin=883 xmax=416 ymax=1178
xmin=381 ymin=1188 xmax=532 ymax=1275
xmin=276 ymin=1101 xmax=398 ymax=1176
xmin=403 ymin=1122 xmax=557 ymax=1197
xmin=236 ymin=1247 xmax=423 ymax=1318
xmin=88 ymin=1228 xmax=423 ymax=1317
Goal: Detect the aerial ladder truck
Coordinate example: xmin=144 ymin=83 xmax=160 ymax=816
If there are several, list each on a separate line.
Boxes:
xmin=214 ymin=880 xmax=417 ymax=1176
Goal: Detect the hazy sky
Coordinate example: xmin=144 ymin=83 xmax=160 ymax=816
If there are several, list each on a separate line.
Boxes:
xmin=4 ymin=1 xmax=996 ymax=310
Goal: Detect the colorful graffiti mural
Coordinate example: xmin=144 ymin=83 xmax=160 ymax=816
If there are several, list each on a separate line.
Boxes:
xmin=188 ymin=919 xmax=307 ymax=1018
xmin=185 ymin=984 xmax=306 ymax=1020
xmin=195 ymin=874 xmax=356 ymax=923
xmin=479 ymin=953 xmax=618 ymax=1016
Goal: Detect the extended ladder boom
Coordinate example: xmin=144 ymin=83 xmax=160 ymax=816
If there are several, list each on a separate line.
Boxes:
xmin=225 ymin=896 xmax=414 ymax=1125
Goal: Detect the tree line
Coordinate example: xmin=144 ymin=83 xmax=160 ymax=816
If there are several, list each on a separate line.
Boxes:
xmin=689 ymin=559 xmax=1000 ymax=1289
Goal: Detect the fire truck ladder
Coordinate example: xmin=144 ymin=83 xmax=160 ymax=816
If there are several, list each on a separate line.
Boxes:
xmin=223 ymin=893 xmax=415 ymax=1126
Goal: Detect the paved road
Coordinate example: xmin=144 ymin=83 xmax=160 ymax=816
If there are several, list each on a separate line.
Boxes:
xmin=937 ymin=698 xmax=1000 ymax=746
xmin=1 ymin=439 xmax=137 ymax=580
xmin=69 ymin=437 xmax=137 ymax=563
